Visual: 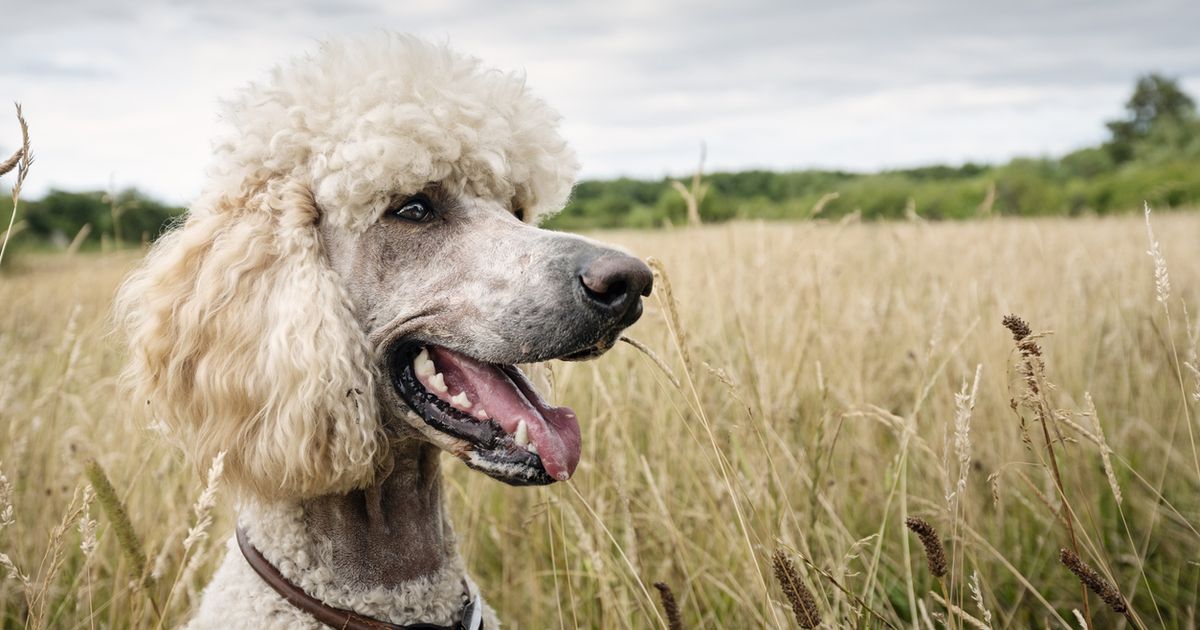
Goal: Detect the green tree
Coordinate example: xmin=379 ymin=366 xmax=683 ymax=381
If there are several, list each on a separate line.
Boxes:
xmin=1106 ymin=73 xmax=1197 ymax=163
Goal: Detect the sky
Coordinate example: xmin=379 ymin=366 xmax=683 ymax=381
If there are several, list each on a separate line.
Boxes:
xmin=2 ymin=0 xmax=1198 ymax=204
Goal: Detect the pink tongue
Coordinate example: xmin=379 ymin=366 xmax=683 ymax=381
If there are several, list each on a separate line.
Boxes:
xmin=425 ymin=347 xmax=581 ymax=481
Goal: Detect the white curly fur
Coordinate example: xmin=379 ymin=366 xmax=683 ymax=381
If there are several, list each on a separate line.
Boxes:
xmin=117 ymin=33 xmax=578 ymax=627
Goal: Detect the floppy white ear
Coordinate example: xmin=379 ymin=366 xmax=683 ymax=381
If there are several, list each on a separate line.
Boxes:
xmin=117 ymin=180 xmax=384 ymax=499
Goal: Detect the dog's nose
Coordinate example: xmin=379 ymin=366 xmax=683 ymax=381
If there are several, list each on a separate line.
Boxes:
xmin=579 ymin=253 xmax=653 ymax=320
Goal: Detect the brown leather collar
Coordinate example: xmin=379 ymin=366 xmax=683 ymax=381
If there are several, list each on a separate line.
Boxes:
xmin=236 ymin=527 xmax=483 ymax=630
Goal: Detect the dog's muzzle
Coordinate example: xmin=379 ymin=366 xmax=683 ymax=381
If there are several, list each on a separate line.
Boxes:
xmin=388 ymin=242 xmax=653 ymax=486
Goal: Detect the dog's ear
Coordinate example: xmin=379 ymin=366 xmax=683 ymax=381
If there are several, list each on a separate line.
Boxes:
xmin=117 ymin=180 xmax=383 ymax=499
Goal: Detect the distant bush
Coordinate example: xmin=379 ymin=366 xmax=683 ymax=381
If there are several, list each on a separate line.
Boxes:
xmin=0 ymin=189 xmax=183 ymax=250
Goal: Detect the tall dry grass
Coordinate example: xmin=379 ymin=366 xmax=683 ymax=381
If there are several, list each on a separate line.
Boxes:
xmin=1 ymin=103 xmax=32 ymax=269
xmin=1 ymin=212 xmax=1199 ymax=628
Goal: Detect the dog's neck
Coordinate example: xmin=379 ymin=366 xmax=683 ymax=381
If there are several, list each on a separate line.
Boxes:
xmin=303 ymin=440 xmax=455 ymax=586
xmin=238 ymin=440 xmax=472 ymax=624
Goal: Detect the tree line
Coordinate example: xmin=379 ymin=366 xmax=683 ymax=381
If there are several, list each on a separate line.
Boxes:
xmin=544 ymin=73 xmax=1200 ymax=229
xmin=2 ymin=74 xmax=1197 ymax=248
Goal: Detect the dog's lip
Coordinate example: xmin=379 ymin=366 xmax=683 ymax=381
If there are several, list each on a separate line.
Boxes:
xmin=388 ymin=343 xmax=581 ymax=486
xmin=559 ymin=339 xmax=617 ymax=361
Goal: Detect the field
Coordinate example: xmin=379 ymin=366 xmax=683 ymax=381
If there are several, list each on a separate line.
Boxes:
xmin=1 ymin=212 xmax=1199 ymax=629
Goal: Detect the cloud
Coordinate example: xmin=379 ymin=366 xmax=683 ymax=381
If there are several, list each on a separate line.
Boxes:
xmin=1 ymin=0 xmax=1197 ymax=203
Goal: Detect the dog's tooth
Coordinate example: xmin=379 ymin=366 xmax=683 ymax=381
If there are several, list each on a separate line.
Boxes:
xmin=514 ymin=420 xmax=529 ymax=447
xmin=450 ymin=392 xmax=472 ymax=409
xmin=474 ymin=407 xmax=489 ymax=420
xmin=414 ymin=349 xmax=436 ymax=378
xmin=527 ymin=441 xmax=538 ymax=454
xmin=429 ymin=372 xmax=447 ymax=393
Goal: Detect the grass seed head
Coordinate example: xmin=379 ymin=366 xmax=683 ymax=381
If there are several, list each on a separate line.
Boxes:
xmin=771 ymin=549 xmax=821 ymax=628
xmin=905 ymin=517 xmax=948 ymax=578
xmin=653 ymin=582 xmax=683 ymax=630
xmin=78 ymin=485 xmax=99 ymax=558
xmin=1059 ymin=548 xmax=1127 ymax=614
xmin=1143 ymin=202 xmax=1171 ymax=305
xmin=0 ymin=464 xmax=13 ymax=530
xmin=1002 ymin=314 xmax=1032 ymax=341
xmin=183 ymin=451 xmax=226 ymax=551
xmin=0 ymin=149 xmax=20 ymax=178
xmin=83 ymin=459 xmax=147 ymax=576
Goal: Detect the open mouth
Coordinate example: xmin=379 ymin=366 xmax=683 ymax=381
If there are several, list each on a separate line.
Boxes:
xmin=391 ymin=345 xmax=581 ymax=486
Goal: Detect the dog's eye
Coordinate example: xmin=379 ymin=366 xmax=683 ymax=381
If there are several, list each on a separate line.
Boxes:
xmin=390 ymin=197 xmax=434 ymax=223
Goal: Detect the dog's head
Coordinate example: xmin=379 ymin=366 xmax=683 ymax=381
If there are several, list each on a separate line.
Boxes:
xmin=118 ymin=34 xmax=651 ymax=498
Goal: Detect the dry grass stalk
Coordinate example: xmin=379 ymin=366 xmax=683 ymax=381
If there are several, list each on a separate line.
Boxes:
xmin=78 ymin=485 xmax=99 ymax=558
xmin=701 ymin=361 xmax=736 ymax=391
xmin=67 ymin=223 xmax=93 ymax=257
xmin=1001 ymin=314 xmax=1094 ymax=626
xmin=1003 ymin=468 xmax=1062 ymax=524
xmin=652 ymin=582 xmax=683 ymax=630
xmin=150 ymin=531 xmax=179 ymax=583
xmin=928 ymin=590 xmax=992 ymax=630
xmin=946 ymin=364 xmax=982 ymax=620
xmin=905 ymin=517 xmax=947 ymax=578
xmin=3 ymin=212 xmax=1200 ymax=627
xmin=968 ymin=570 xmax=992 ymax=627
xmin=182 ymin=451 xmax=226 ymax=551
xmin=103 ymin=184 xmax=125 ymax=248
xmin=948 ymin=365 xmax=982 ymax=504
xmin=0 ymin=547 xmax=28 ymax=584
xmin=670 ymin=143 xmax=707 ymax=227
xmin=976 ymin=181 xmax=996 ymax=217
xmin=78 ymin=484 xmax=99 ymax=626
xmin=0 ymin=102 xmax=32 ymax=268
xmin=837 ymin=208 xmax=861 ymax=225
xmin=917 ymin=599 xmax=936 ymax=630
xmin=0 ymin=148 xmax=20 ymax=177
xmin=1142 ymin=202 xmax=1170 ymax=305
xmin=0 ymin=219 xmax=25 ymax=244
xmin=1143 ymin=203 xmax=1200 ymax=487
xmin=1184 ymin=304 xmax=1200 ymax=404
xmin=646 ymin=257 xmax=692 ymax=372
xmin=1059 ymin=548 xmax=1130 ymax=617
xmin=0 ymin=461 xmax=28 ymax=587
xmin=904 ymin=197 xmax=923 ymax=222
xmin=0 ymin=462 xmax=13 ymax=530
xmin=83 ymin=459 xmax=147 ymax=576
xmin=620 ymin=335 xmax=682 ymax=389
xmin=771 ymin=550 xmax=821 ymax=629
xmin=161 ymin=451 xmax=227 ymax=617
xmin=809 ymin=192 xmax=839 ymax=217
xmin=643 ymin=255 xmax=776 ymax=623
xmin=25 ymin=486 xmax=89 ymax=628
xmin=1084 ymin=393 xmax=1122 ymax=505
xmin=562 ymin=483 xmax=669 ymax=628
xmin=793 ymin=550 xmax=898 ymax=629
xmin=1055 ymin=410 xmax=1102 ymax=448
xmin=178 ymin=547 xmax=209 ymax=605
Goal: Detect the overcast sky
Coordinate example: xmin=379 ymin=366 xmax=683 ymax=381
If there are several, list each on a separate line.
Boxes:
xmin=2 ymin=0 xmax=1198 ymax=203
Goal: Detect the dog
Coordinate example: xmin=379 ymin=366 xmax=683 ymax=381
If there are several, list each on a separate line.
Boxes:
xmin=116 ymin=33 xmax=651 ymax=628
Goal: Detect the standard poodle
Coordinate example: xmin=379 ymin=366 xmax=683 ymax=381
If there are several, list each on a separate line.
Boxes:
xmin=117 ymin=33 xmax=652 ymax=628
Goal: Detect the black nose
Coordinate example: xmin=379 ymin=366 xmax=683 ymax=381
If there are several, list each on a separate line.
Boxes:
xmin=579 ymin=253 xmax=653 ymax=320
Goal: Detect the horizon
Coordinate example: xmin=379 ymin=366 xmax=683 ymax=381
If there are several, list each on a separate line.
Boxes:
xmin=2 ymin=0 xmax=1198 ymax=205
